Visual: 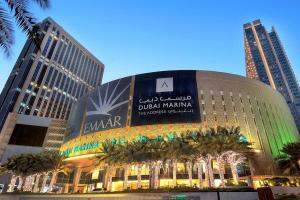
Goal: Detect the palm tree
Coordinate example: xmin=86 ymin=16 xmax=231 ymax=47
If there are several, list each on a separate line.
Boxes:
xmin=91 ymin=126 xmax=252 ymax=191
xmin=39 ymin=150 xmax=68 ymax=192
xmin=144 ymin=137 xmax=165 ymax=189
xmin=187 ymin=126 xmax=252 ymax=188
xmin=96 ymin=140 xmax=123 ymax=191
xmin=225 ymin=151 xmax=246 ymax=184
xmin=0 ymin=0 xmax=50 ymax=57
xmin=187 ymin=129 xmax=215 ymax=188
xmin=276 ymin=142 xmax=300 ymax=175
xmin=1 ymin=152 xmax=45 ymax=191
xmin=124 ymin=136 xmax=165 ymax=189
xmin=162 ymin=133 xmax=193 ymax=187
xmin=208 ymin=127 xmax=237 ymax=187
xmin=120 ymin=139 xmax=149 ymax=189
xmin=210 ymin=126 xmax=252 ymax=186
xmin=196 ymin=160 xmax=204 ymax=189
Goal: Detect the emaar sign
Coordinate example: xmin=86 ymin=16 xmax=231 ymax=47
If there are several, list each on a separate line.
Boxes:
xmin=84 ymin=77 xmax=131 ymax=134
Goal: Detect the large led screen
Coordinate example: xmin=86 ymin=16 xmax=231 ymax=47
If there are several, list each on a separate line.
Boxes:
xmin=9 ymin=124 xmax=48 ymax=147
xmin=131 ymin=70 xmax=200 ymax=126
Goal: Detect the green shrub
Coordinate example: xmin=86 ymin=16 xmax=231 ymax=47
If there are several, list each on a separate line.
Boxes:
xmin=269 ymin=177 xmax=291 ymax=186
xmin=225 ymin=180 xmax=248 ymax=187
xmin=123 ymin=186 xmax=254 ymax=193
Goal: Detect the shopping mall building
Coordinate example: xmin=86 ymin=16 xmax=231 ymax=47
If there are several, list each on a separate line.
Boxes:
xmin=58 ymin=70 xmax=299 ymax=193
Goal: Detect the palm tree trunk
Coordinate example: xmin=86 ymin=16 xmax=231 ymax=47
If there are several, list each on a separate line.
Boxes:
xmin=48 ymin=171 xmax=57 ymax=192
xmin=104 ymin=167 xmax=113 ymax=192
xmin=8 ymin=175 xmax=17 ymax=192
xmin=103 ymin=167 xmax=110 ymax=191
xmin=33 ymin=174 xmax=41 ymax=193
xmin=108 ymin=172 xmax=113 ymax=192
xmin=154 ymin=162 xmax=160 ymax=189
xmin=207 ymin=155 xmax=215 ymax=188
xmin=187 ymin=161 xmax=193 ymax=187
xmin=137 ymin=163 xmax=142 ymax=189
xmin=197 ymin=162 xmax=203 ymax=189
xmin=172 ymin=159 xmax=177 ymax=187
xmin=19 ymin=176 xmax=25 ymax=191
xmin=247 ymin=161 xmax=254 ymax=187
xmin=123 ymin=165 xmax=129 ymax=190
xmin=149 ymin=163 xmax=154 ymax=189
xmin=203 ymin=162 xmax=210 ymax=187
xmin=23 ymin=175 xmax=35 ymax=191
xmin=41 ymin=174 xmax=48 ymax=192
xmin=149 ymin=162 xmax=157 ymax=189
xmin=217 ymin=157 xmax=225 ymax=188
xmin=230 ymin=162 xmax=239 ymax=184
xmin=154 ymin=165 xmax=158 ymax=189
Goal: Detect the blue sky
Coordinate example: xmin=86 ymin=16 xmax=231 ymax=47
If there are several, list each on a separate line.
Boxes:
xmin=1 ymin=0 xmax=300 ymax=90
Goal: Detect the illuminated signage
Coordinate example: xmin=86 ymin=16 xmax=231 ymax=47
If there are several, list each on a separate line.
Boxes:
xmin=84 ymin=77 xmax=131 ymax=134
xmin=61 ymin=142 xmax=99 ymax=156
xmin=131 ymin=71 xmax=201 ymax=126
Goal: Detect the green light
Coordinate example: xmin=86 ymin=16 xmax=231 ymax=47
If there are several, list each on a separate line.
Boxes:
xmin=171 ymin=194 xmax=187 ymax=199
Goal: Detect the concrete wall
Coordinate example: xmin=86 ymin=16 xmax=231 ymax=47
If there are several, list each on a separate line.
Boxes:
xmin=270 ymin=186 xmax=300 ymax=196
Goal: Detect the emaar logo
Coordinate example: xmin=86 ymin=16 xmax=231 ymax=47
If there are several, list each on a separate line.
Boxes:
xmin=156 ymin=77 xmax=173 ymax=93
xmin=86 ymin=79 xmax=130 ymax=116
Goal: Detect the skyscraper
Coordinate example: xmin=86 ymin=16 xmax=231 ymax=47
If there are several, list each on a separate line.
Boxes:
xmin=244 ymin=19 xmax=300 ymax=133
xmin=0 ymin=17 xmax=104 ymax=160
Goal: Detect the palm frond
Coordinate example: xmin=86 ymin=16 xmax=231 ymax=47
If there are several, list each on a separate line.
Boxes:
xmin=0 ymin=6 xmax=14 ymax=57
xmin=4 ymin=0 xmax=39 ymax=40
xmin=31 ymin=0 xmax=50 ymax=9
xmin=12 ymin=0 xmax=37 ymax=34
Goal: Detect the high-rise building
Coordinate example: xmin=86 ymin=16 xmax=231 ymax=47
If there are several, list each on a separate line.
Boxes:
xmin=0 ymin=17 xmax=104 ymax=161
xmin=244 ymin=19 xmax=300 ymax=133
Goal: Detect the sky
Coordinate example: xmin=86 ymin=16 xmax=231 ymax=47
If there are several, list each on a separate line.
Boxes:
xmin=1 ymin=0 xmax=300 ymax=90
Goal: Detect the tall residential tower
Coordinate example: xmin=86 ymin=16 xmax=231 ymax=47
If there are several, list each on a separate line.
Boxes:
xmin=0 ymin=17 xmax=104 ymax=161
xmin=244 ymin=19 xmax=300 ymax=133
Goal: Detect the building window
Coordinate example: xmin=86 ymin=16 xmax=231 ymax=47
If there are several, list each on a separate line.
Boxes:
xmin=49 ymin=69 xmax=58 ymax=88
xmin=60 ymin=75 xmax=66 ymax=90
xmin=32 ymin=61 xmax=42 ymax=81
xmin=47 ymin=39 xmax=57 ymax=59
xmin=69 ymin=47 xmax=79 ymax=72
xmin=45 ymin=91 xmax=56 ymax=117
xmin=58 ymin=43 xmax=67 ymax=65
xmin=68 ymin=79 xmax=74 ymax=94
xmin=62 ymin=43 xmax=73 ymax=67
xmin=55 ymin=72 xmax=62 ymax=88
xmin=56 ymin=95 xmax=65 ymax=118
xmin=53 ymin=41 xmax=63 ymax=61
xmin=44 ymin=67 xmax=53 ymax=86
xmin=51 ymin=93 xmax=61 ymax=118
xmin=42 ymin=37 xmax=52 ymax=56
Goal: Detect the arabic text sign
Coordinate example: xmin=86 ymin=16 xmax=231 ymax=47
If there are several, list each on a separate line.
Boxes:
xmin=131 ymin=71 xmax=200 ymax=126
